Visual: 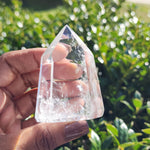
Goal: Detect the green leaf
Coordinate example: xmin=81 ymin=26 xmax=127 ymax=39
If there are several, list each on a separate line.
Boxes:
xmin=101 ymin=136 xmax=113 ymax=150
xmin=128 ymin=129 xmax=137 ymax=142
xmin=134 ymin=90 xmax=142 ymax=100
xmin=132 ymin=98 xmax=143 ymax=111
xmin=144 ymin=122 xmax=150 ymax=128
xmin=57 ymin=147 xmax=71 ymax=150
xmin=114 ymin=118 xmax=129 ymax=144
xmin=121 ymin=100 xmax=135 ymax=112
xmin=88 ymin=128 xmax=101 ymax=150
xmin=142 ymin=128 xmax=150 ymax=134
xmin=78 ymin=147 xmax=84 ymax=150
xmin=87 ymin=120 xmax=97 ymax=129
xmin=120 ymin=142 xmax=139 ymax=149
xmin=107 ymin=128 xmax=120 ymax=146
xmin=142 ymin=138 xmax=150 ymax=144
xmin=106 ymin=124 xmax=118 ymax=137
xmin=146 ymin=101 xmax=150 ymax=115
xmin=140 ymin=69 xmax=147 ymax=76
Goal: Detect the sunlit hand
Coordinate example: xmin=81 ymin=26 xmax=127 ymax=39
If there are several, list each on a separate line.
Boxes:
xmin=0 ymin=45 xmax=89 ymax=150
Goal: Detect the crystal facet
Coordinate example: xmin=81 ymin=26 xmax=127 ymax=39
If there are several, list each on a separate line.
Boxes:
xmin=35 ymin=25 xmax=104 ymax=123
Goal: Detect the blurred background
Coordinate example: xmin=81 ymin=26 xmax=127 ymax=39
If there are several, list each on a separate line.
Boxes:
xmin=0 ymin=0 xmax=150 ymax=149
xmin=0 ymin=0 xmax=63 ymax=10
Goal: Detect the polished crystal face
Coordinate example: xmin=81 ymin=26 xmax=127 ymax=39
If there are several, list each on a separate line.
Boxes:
xmin=35 ymin=25 xmax=104 ymax=123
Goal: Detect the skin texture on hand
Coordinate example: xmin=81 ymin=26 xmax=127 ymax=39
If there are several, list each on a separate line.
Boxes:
xmin=0 ymin=45 xmax=89 ymax=150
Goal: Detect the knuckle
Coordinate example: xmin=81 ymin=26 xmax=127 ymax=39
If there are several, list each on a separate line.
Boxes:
xmin=34 ymin=125 xmax=56 ymax=150
xmin=0 ymin=52 xmax=8 ymax=61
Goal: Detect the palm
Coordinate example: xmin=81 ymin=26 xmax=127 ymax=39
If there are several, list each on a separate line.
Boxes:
xmin=1 ymin=88 xmax=39 ymax=134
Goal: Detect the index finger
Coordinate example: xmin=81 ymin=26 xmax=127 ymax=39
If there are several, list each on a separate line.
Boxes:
xmin=0 ymin=44 xmax=68 ymax=87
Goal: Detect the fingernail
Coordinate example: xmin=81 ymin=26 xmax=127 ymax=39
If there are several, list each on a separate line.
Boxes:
xmin=52 ymin=43 xmax=69 ymax=62
xmin=65 ymin=121 xmax=89 ymax=141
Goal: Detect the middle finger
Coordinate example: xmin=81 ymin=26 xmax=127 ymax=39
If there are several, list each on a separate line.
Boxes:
xmin=5 ymin=61 xmax=83 ymax=98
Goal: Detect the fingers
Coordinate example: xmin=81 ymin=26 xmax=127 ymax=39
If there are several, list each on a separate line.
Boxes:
xmin=0 ymin=44 xmax=69 ymax=88
xmin=16 ymin=121 xmax=89 ymax=150
xmin=0 ymin=128 xmax=5 ymax=135
xmin=15 ymin=89 xmax=37 ymax=120
xmin=0 ymin=45 xmax=83 ymax=98
xmin=21 ymin=97 xmax=85 ymax=129
xmin=14 ymin=80 xmax=87 ymax=120
xmin=0 ymin=48 xmax=45 ymax=87
xmin=21 ymin=118 xmax=37 ymax=129
xmin=0 ymin=89 xmax=17 ymax=134
xmin=2 ymin=60 xmax=83 ymax=98
xmin=42 ymin=80 xmax=88 ymax=98
xmin=4 ymin=70 xmax=39 ymax=97
xmin=52 ymin=44 xmax=69 ymax=62
xmin=54 ymin=80 xmax=87 ymax=98
xmin=42 ymin=60 xmax=83 ymax=81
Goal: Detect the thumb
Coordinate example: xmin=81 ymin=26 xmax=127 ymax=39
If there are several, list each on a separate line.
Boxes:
xmin=16 ymin=121 xmax=89 ymax=150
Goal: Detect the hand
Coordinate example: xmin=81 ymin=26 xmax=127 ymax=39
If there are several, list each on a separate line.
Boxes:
xmin=0 ymin=45 xmax=89 ymax=150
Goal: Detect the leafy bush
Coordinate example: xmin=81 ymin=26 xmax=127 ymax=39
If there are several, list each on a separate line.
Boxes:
xmin=0 ymin=0 xmax=150 ymax=149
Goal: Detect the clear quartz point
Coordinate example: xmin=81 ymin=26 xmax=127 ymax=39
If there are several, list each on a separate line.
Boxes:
xmin=35 ymin=25 xmax=104 ymax=123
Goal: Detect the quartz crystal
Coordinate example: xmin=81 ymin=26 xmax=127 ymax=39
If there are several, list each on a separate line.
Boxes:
xmin=35 ymin=25 xmax=104 ymax=122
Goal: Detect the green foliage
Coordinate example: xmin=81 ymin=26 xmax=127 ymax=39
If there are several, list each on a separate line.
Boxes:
xmin=0 ymin=0 xmax=150 ymax=149
xmin=88 ymin=128 xmax=101 ymax=150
